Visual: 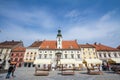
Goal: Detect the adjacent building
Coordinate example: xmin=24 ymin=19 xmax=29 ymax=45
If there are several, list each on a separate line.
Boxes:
xmin=23 ymin=41 xmax=42 ymax=67
xmin=93 ymin=43 xmax=120 ymax=64
xmin=10 ymin=46 xmax=26 ymax=67
xmin=79 ymin=44 xmax=102 ymax=68
xmin=0 ymin=40 xmax=23 ymax=69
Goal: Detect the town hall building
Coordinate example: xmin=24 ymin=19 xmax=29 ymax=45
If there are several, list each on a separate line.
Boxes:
xmin=34 ymin=30 xmax=82 ymax=69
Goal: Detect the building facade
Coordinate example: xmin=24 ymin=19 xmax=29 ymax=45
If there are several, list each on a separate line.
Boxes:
xmin=79 ymin=44 xmax=102 ymax=68
xmin=93 ymin=43 xmax=120 ymax=64
xmin=10 ymin=46 xmax=26 ymax=67
xmin=23 ymin=41 xmax=42 ymax=67
xmin=34 ymin=30 xmax=82 ymax=69
xmin=0 ymin=40 xmax=23 ymax=69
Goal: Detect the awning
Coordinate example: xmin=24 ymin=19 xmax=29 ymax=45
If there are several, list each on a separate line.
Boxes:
xmin=34 ymin=59 xmax=51 ymax=64
xmin=60 ymin=59 xmax=75 ymax=64
xmin=108 ymin=58 xmax=120 ymax=63
xmin=83 ymin=59 xmax=102 ymax=64
xmin=75 ymin=60 xmax=82 ymax=64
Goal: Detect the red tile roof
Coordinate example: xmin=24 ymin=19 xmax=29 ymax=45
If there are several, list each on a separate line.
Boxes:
xmin=12 ymin=46 xmax=26 ymax=52
xmin=29 ymin=41 xmax=43 ymax=47
xmin=79 ymin=44 xmax=95 ymax=48
xmin=117 ymin=45 xmax=120 ymax=50
xmin=39 ymin=40 xmax=79 ymax=49
xmin=92 ymin=43 xmax=119 ymax=51
xmin=0 ymin=40 xmax=22 ymax=48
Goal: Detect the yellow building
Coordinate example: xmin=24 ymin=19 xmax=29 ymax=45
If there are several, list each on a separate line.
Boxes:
xmin=79 ymin=44 xmax=102 ymax=68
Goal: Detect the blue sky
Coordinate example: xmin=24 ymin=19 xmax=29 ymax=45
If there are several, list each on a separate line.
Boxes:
xmin=0 ymin=0 xmax=120 ymax=47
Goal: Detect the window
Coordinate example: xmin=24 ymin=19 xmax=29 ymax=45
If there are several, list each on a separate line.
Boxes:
xmin=64 ymin=54 xmax=67 ymax=59
xmin=15 ymin=58 xmax=18 ymax=61
xmin=108 ymin=54 xmax=111 ymax=57
xmin=39 ymin=54 xmax=41 ymax=59
xmin=45 ymin=51 xmax=47 ymax=53
xmin=77 ymin=54 xmax=80 ymax=59
xmin=77 ymin=51 xmax=79 ymax=53
xmin=99 ymin=54 xmax=102 ymax=57
xmin=114 ymin=53 xmax=117 ymax=57
xmin=31 ymin=52 xmax=33 ymax=54
xmin=19 ymin=58 xmax=23 ymax=62
xmin=16 ymin=53 xmax=19 ymax=56
xmin=71 ymin=51 xmax=73 ymax=53
xmin=49 ymin=54 xmax=52 ymax=58
xmin=44 ymin=54 xmax=47 ymax=58
xmin=104 ymin=53 xmax=106 ymax=57
xmin=34 ymin=57 xmax=36 ymax=60
xmin=65 ymin=51 xmax=67 ymax=53
xmin=89 ymin=57 xmax=91 ymax=59
xmin=11 ymin=53 xmax=14 ymax=56
xmin=71 ymin=54 xmax=74 ymax=59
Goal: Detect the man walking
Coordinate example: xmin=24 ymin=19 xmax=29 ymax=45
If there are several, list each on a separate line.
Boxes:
xmin=6 ymin=64 xmax=14 ymax=79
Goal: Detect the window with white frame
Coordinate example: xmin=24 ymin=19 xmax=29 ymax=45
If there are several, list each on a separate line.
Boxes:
xmin=114 ymin=53 xmax=117 ymax=57
xmin=108 ymin=53 xmax=111 ymax=57
xmin=99 ymin=53 xmax=102 ymax=58
xmin=39 ymin=54 xmax=41 ymax=59
xmin=64 ymin=54 xmax=67 ymax=59
xmin=71 ymin=54 xmax=74 ymax=59
xmin=49 ymin=54 xmax=52 ymax=58
xmin=44 ymin=54 xmax=47 ymax=58
xmin=104 ymin=53 xmax=106 ymax=57
xmin=77 ymin=54 xmax=80 ymax=59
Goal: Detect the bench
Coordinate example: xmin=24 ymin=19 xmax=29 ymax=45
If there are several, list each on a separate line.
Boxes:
xmin=34 ymin=71 xmax=49 ymax=76
xmin=62 ymin=71 xmax=75 ymax=75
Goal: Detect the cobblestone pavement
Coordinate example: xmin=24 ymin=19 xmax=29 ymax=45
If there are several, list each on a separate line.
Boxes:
xmin=0 ymin=68 xmax=120 ymax=80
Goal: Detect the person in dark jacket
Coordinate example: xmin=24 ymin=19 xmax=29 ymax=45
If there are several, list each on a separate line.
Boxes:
xmin=12 ymin=64 xmax=16 ymax=77
xmin=6 ymin=64 xmax=14 ymax=79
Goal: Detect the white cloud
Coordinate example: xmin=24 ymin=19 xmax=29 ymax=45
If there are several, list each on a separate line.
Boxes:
xmin=63 ymin=10 xmax=120 ymax=47
xmin=99 ymin=10 xmax=116 ymax=22
xmin=65 ymin=10 xmax=80 ymax=18
xmin=0 ymin=7 xmax=57 ymax=28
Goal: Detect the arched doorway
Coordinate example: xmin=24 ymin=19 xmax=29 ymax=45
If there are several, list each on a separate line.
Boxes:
xmin=55 ymin=52 xmax=62 ymax=68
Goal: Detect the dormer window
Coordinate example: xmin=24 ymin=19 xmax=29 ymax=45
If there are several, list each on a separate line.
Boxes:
xmin=70 ymin=46 xmax=73 ymax=49
xmin=46 ymin=46 xmax=49 ymax=49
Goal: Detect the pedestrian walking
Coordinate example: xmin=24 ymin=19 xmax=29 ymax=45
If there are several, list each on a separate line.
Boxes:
xmin=6 ymin=64 xmax=14 ymax=79
xmin=12 ymin=64 xmax=16 ymax=77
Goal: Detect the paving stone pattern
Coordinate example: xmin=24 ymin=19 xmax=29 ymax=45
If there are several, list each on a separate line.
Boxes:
xmin=0 ymin=68 xmax=120 ymax=80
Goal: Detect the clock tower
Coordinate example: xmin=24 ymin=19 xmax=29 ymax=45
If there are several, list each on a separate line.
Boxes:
xmin=57 ymin=29 xmax=62 ymax=49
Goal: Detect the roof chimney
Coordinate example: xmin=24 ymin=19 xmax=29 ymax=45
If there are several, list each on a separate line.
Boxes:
xmin=94 ymin=42 xmax=97 ymax=45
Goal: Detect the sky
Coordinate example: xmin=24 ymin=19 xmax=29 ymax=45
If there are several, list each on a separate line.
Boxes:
xmin=0 ymin=0 xmax=120 ymax=47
